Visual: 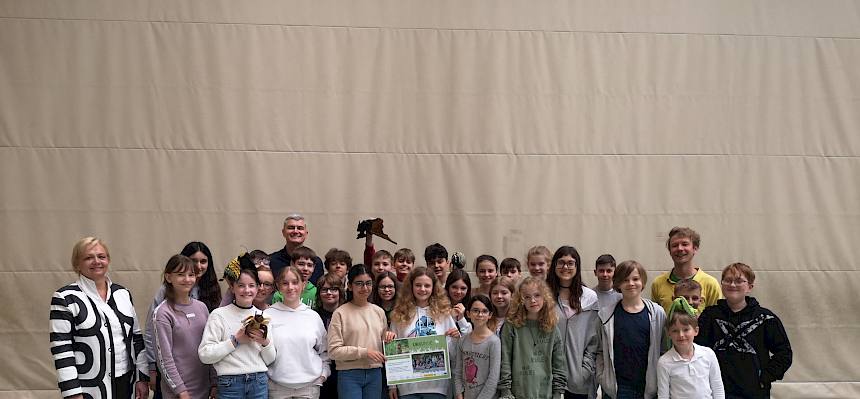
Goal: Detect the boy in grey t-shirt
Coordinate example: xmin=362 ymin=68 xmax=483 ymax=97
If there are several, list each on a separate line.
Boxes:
xmin=593 ymin=254 xmax=622 ymax=310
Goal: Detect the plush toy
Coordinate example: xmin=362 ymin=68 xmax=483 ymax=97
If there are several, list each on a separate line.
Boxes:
xmin=242 ymin=312 xmax=270 ymax=338
xmin=221 ymin=252 xmax=256 ymax=282
xmin=356 ymin=218 xmax=398 ymax=245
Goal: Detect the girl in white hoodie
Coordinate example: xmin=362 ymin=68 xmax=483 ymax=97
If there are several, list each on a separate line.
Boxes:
xmin=267 ymin=265 xmax=330 ymax=398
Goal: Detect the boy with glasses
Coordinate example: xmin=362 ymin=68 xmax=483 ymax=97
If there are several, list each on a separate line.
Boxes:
xmin=695 ymin=263 xmax=793 ymax=399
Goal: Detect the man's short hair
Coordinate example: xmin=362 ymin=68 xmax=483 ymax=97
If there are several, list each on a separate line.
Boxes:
xmin=722 ymin=262 xmax=756 ymax=284
xmin=613 ymin=260 xmax=648 ymax=291
xmin=324 ymin=248 xmax=352 ymax=267
xmin=393 ymin=248 xmax=416 ymax=263
xmin=424 ymin=243 xmax=448 ymax=263
xmin=595 ymin=254 xmax=616 ymax=268
xmin=666 ymin=226 xmax=701 ymax=249
xmin=500 ymin=257 xmax=521 ymax=273
xmin=673 ymin=278 xmax=702 ymax=294
xmin=290 ymin=246 xmax=317 ymax=263
xmin=283 ymin=213 xmax=305 ymax=226
xmin=373 ymin=250 xmax=393 ymax=262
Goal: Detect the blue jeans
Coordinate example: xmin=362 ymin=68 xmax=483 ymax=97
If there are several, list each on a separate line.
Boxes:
xmin=217 ymin=372 xmax=268 ymax=399
xmin=399 ymin=394 xmax=445 ymax=399
xmin=338 ymin=368 xmax=382 ymax=399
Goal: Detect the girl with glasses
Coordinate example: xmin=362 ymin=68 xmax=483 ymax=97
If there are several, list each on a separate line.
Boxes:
xmin=314 ymin=273 xmax=346 ymax=398
xmin=547 ymin=246 xmax=600 ymax=399
xmin=328 ymin=264 xmax=391 ymax=398
xmin=453 ymin=295 xmax=501 ymax=399
xmin=371 ymin=271 xmax=400 ymax=399
xmin=499 ymin=277 xmax=567 ymax=399
xmin=253 ymin=266 xmax=274 ymax=311
xmin=371 ymin=271 xmax=400 ymax=322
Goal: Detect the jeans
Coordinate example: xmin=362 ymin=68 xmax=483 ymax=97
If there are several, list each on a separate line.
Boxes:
xmin=338 ymin=368 xmax=382 ymax=399
xmin=217 ymin=372 xmax=268 ymax=399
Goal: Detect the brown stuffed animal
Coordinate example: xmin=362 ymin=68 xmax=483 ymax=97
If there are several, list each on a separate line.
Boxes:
xmin=356 ymin=218 xmax=398 ymax=245
xmin=242 ymin=312 xmax=270 ymax=338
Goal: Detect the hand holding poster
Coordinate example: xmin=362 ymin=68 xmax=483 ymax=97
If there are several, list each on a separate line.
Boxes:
xmin=383 ymin=335 xmax=451 ymax=385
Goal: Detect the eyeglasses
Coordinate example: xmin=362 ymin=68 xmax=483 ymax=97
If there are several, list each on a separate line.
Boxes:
xmin=556 ymin=260 xmax=577 ymax=269
xmin=320 ymin=287 xmax=340 ymax=294
xmin=352 ymin=281 xmax=373 ymax=288
xmin=255 ymin=259 xmax=271 ymax=266
xmin=469 ymin=308 xmax=491 ymax=316
xmin=378 ymin=284 xmax=395 ymax=291
xmin=260 ymin=282 xmax=274 ymax=288
xmin=722 ymin=278 xmax=749 ymax=286
xmin=522 ymin=294 xmax=543 ymax=302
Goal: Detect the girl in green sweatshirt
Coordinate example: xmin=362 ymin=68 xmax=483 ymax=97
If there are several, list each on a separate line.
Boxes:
xmin=499 ymin=277 xmax=567 ymax=399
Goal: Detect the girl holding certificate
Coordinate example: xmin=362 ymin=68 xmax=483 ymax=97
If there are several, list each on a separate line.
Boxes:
xmin=388 ymin=267 xmax=461 ymax=399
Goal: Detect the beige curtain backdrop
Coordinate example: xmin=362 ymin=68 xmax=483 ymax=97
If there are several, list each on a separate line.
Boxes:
xmin=2 ymin=1 xmax=859 ymax=397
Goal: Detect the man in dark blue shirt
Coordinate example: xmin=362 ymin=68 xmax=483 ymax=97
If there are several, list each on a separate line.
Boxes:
xmin=269 ymin=213 xmax=324 ymax=283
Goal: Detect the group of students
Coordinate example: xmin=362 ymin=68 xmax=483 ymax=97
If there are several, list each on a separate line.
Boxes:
xmin=51 ymin=225 xmax=792 ymax=399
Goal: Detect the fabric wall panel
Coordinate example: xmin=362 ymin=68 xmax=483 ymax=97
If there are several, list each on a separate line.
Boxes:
xmin=3 ymin=1 xmax=860 ymax=38
xmin=4 ymin=19 xmax=860 ymax=156
xmin=4 ymin=148 xmax=857 ymax=272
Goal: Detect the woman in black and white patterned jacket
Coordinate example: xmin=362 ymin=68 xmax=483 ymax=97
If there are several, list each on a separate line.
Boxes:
xmin=49 ymin=237 xmax=150 ymax=399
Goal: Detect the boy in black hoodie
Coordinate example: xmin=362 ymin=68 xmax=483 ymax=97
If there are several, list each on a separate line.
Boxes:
xmin=695 ymin=262 xmax=792 ymax=399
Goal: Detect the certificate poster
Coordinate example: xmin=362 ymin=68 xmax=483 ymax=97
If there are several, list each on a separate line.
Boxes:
xmin=384 ymin=335 xmax=451 ymax=385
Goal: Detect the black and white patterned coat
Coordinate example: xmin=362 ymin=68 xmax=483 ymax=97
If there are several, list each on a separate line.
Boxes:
xmin=49 ymin=275 xmax=148 ymax=398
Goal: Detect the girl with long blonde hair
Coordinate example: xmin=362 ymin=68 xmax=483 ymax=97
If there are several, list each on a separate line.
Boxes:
xmin=387 ymin=267 xmax=461 ymax=399
xmin=499 ymin=277 xmax=567 ymax=399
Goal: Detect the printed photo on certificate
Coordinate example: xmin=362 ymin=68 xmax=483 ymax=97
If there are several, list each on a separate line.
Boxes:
xmin=384 ymin=335 xmax=451 ymax=385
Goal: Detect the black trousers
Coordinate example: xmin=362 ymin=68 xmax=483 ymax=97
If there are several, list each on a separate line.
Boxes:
xmin=112 ymin=370 xmax=134 ymax=399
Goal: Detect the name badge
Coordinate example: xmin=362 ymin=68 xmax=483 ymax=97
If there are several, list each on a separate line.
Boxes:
xmin=186 ymin=313 xmax=196 ymax=319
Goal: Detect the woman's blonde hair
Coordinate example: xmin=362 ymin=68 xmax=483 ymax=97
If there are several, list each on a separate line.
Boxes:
xmin=71 ymin=237 xmax=110 ymax=272
xmin=390 ymin=266 xmax=451 ymax=325
xmin=507 ymin=277 xmax=557 ymax=332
